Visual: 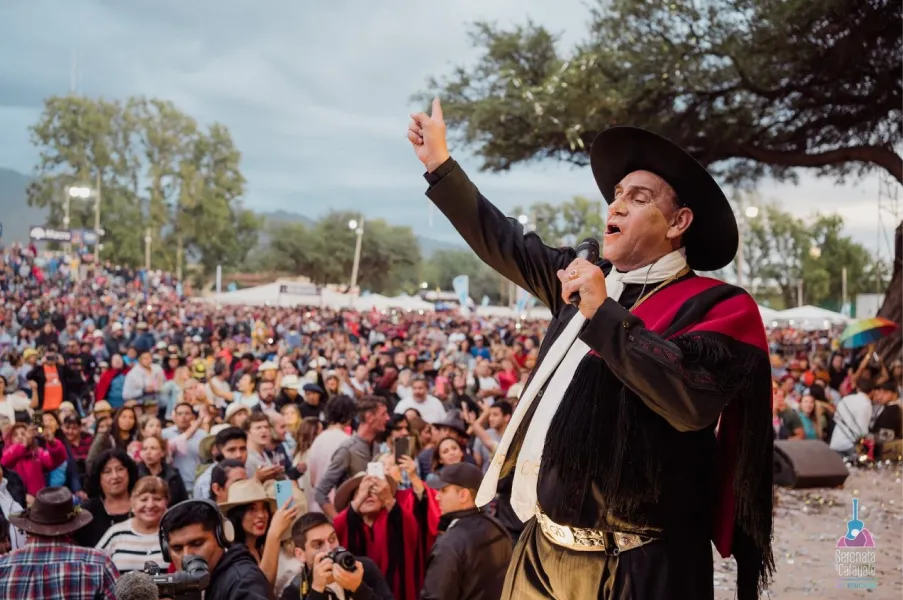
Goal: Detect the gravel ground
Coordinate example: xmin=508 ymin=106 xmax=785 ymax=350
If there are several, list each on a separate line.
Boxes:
xmin=714 ymin=465 xmax=903 ymax=599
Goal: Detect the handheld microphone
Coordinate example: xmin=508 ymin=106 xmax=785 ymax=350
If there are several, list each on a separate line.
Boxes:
xmin=568 ymin=238 xmax=601 ymax=306
xmin=114 ymin=571 xmax=160 ymax=600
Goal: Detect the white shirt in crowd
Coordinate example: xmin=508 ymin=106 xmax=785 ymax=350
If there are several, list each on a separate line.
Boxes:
xmin=394 ymin=394 xmax=447 ymax=424
xmin=829 ymin=391 xmax=873 ymax=452
xmin=0 ymin=479 xmax=25 ymax=551
xmin=95 ymin=519 xmax=169 ymax=574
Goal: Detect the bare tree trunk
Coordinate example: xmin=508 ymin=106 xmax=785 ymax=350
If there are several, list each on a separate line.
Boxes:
xmin=876 ymin=221 xmax=902 ymax=364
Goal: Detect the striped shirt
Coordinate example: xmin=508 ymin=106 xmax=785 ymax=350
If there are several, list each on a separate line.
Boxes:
xmin=95 ymin=519 xmax=169 ymax=574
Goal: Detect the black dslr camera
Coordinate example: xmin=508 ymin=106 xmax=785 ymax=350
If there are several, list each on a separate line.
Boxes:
xmin=327 ymin=546 xmax=358 ymax=572
xmin=144 ymin=555 xmax=210 ymax=600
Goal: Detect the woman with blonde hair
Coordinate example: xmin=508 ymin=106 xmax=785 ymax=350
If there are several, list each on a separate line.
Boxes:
xmin=95 ymin=475 xmax=170 ymax=573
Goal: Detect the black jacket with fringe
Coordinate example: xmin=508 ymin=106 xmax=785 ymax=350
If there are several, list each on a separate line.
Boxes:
xmin=424 ymin=158 xmax=775 ymax=600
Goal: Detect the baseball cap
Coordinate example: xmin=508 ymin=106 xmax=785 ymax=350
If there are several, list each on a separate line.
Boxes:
xmin=427 ymin=462 xmax=483 ymax=493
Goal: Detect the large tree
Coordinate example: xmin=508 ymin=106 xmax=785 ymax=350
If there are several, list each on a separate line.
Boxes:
xmin=739 ymin=205 xmax=887 ymax=308
xmin=265 ymin=212 xmax=422 ymax=295
xmin=421 ymin=249 xmax=503 ymax=303
xmin=513 ymin=195 xmax=606 ymax=247
xmin=26 ymin=94 xmax=261 ymax=277
xmin=421 ymin=0 xmax=902 ymax=185
xmin=876 ymin=221 xmax=901 ymax=364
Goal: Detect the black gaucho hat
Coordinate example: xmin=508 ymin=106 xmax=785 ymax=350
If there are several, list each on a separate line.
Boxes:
xmin=590 ymin=126 xmax=738 ymax=271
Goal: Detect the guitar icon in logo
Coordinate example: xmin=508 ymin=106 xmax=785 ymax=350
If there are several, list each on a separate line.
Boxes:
xmin=836 ymin=498 xmax=875 ymax=548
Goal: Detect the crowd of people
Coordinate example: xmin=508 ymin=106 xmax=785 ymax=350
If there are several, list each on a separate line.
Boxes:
xmin=0 ymin=241 xmax=899 ymax=599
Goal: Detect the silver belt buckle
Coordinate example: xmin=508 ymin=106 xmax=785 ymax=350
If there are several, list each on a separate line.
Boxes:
xmin=535 ymin=508 xmax=650 ymax=554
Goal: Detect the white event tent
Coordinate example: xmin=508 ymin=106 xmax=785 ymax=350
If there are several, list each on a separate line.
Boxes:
xmin=772 ymin=305 xmax=850 ymax=330
xmin=199 ymin=283 xmax=434 ymax=311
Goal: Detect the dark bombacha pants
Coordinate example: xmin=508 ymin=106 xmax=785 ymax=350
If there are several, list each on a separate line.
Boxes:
xmin=502 ymin=518 xmax=715 ymax=600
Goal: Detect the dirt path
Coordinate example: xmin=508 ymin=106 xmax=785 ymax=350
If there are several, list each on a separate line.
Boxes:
xmin=715 ymin=466 xmax=903 ymax=599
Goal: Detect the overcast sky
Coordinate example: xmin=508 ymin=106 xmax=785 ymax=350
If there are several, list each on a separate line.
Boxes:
xmin=0 ymin=1 xmax=896 ymax=260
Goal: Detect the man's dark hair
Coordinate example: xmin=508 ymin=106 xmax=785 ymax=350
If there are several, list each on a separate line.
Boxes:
xmin=325 ymin=395 xmax=356 ymax=425
xmin=243 ymin=411 xmax=270 ymax=432
xmin=214 ymin=426 xmax=246 ymax=449
xmin=161 ymin=501 xmax=221 ymax=541
xmin=490 ymin=400 xmax=513 ymax=417
xmin=173 ymin=401 xmax=194 ymax=415
xmin=855 ymin=376 xmax=875 ymax=394
xmin=209 ymin=459 xmax=246 ymax=501
xmin=291 ymin=512 xmax=332 ymax=547
xmin=356 ymin=396 xmax=386 ymax=419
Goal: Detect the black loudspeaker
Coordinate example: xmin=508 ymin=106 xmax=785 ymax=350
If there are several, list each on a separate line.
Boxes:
xmin=773 ymin=440 xmax=850 ymax=488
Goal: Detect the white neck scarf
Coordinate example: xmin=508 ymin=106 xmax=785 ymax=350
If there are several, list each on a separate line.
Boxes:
xmin=475 ymin=249 xmax=688 ymax=521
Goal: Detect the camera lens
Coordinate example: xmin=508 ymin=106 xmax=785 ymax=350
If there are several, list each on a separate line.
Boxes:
xmin=329 ymin=547 xmax=357 ymax=571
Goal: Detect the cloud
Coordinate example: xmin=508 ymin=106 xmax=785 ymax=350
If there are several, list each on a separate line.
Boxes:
xmin=0 ymin=0 xmax=894 ymax=259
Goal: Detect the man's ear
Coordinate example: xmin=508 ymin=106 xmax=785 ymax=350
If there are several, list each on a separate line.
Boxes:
xmin=666 ymin=207 xmax=694 ymax=241
xmin=294 ymin=545 xmax=306 ymax=563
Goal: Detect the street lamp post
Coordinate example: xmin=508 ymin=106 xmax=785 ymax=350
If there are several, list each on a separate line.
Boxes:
xmin=144 ymin=228 xmax=152 ymax=271
xmin=66 ymin=181 xmax=103 ymax=261
xmin=348 ymin=217 xmax=364 ymax=294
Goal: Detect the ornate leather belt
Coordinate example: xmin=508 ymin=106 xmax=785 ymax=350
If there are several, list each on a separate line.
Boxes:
xmin=535 ymin=508 xmax=654 ymax=555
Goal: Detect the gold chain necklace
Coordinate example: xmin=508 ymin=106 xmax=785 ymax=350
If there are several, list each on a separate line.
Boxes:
xmin=629 ymin=266 xmax=690 ymax=312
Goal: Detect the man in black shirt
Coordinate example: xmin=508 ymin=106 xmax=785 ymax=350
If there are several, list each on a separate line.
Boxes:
xmin=409 ymin=103 xmax=774 ymax=600
xmin=871 ymin=380 xmax=902 ymax=442
xmin=160 ymin=499 xmax=270 ymax=600
xmin=280 ymin=512 xmax=392 ymax=600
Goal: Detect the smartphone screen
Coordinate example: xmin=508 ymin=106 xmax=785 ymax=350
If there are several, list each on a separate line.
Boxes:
xmin=367 ymin=461 xmax=385 ymax=479
xmin=275 ymin=480 xmax=294 ymax=509
xmin=32 ymin=410 xmax=44 ymax=432
xmin=394 ymin=437 xmax=410 ymax=463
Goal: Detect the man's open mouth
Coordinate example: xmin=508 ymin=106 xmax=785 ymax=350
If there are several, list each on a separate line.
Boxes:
xmin=605 ymin=224 xmax=621 ymax=235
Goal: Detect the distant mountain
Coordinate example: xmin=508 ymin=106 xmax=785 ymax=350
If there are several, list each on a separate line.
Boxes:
xmin=0 ymin=168 xmax=48 ymax=242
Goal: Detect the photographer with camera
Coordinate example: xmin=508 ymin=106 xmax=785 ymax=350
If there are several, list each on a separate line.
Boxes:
xmin=280 ymin=512 xmax=392 ymax=600
xmin=159 ymin=498 xmax=271 ymax=600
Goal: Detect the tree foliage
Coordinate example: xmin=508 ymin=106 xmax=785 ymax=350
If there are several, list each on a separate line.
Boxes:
xmin=737 ymin=204 xmax=887 ymax=308
xmin=27 ymin=95 xmax=261 ymax=277
xmin=420 ymin=0 xmax=902 ymax=185
xmin=420 ymin=249 xmax=503 ymax=303
xmin=264 ymin=212 xmax=421 ymax=296
xmin=513 ymin=195 xmax=606 ymax=247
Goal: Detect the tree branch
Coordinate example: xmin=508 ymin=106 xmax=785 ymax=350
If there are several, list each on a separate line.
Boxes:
xmin=727 ymin=143 xmax=903 ymax=184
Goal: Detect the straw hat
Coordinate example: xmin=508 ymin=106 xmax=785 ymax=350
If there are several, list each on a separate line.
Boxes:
xmin=218 ymin=478 xmax=278 ymax=513
xmin=224 ymin=402 xmax=251 ymax=423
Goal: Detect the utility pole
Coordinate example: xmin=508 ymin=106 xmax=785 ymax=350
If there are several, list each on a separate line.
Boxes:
xmin=94 ymin=171 xmax=102 ymax=263
xmin=841 ymin=267 xmax=848 ymax=315
xmin=63 ymin=188 xmax=71 ymax=255
xmin=144 ymin=228 xmax=152 ymax=271
xmin=349 ymin=217 xmax=364 ymax=292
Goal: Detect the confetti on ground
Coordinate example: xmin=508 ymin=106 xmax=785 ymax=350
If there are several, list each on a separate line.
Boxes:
xmin=715 ymin=466 xmax=903 ymax=599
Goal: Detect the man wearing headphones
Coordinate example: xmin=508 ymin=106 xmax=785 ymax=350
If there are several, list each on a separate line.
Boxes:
xmin=160 ymin=498 xmax=271 ymax=600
